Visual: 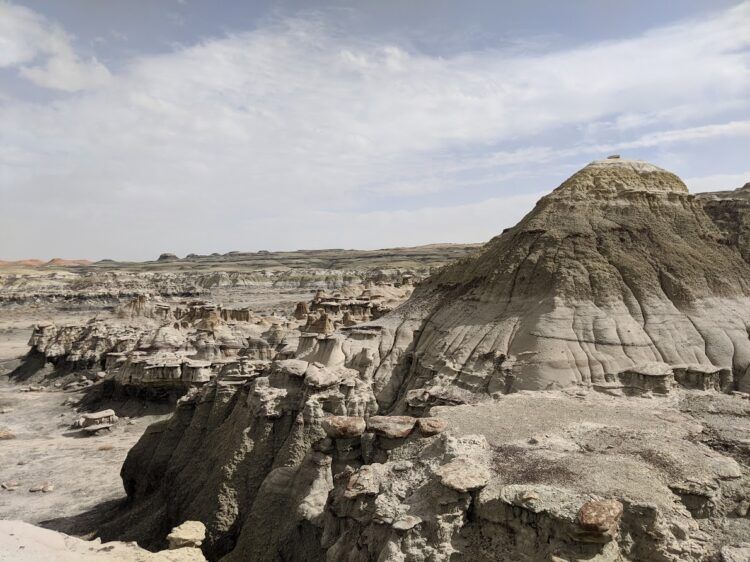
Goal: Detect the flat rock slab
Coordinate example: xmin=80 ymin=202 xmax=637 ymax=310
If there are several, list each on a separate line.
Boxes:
xmin=322 ymin=416 xmax=366 ymax=439
xmin=416 ymin=417 xmax=448 ymax=436
xmin=366 ymin=416 xmax=416 ymax=439
xmin=436 ymin=458 xmax=490 ymax=493
xmin=167 ymin=520 xmax=206 ymax=549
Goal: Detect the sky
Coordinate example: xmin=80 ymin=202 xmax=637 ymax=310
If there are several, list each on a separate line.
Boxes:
xmin=1 ymin=1 xmax=749 ymax=261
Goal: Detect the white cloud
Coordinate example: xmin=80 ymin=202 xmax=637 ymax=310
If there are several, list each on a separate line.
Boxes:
xmin=1 ymin=2 xmax=750 ymax=259
xmin=0 ymin=1 xmax=110 ymax=91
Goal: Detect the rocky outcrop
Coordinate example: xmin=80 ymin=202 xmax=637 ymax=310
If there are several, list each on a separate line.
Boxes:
xmin=96 ymin=160 xmax=750 ymax=561
xmin=697 ymin=182 xmax=750 ymax=263
xmin=12 ymin=298 xmax=301 ymax=396
xmin=102 ymin=375 xmax=750 ymax=561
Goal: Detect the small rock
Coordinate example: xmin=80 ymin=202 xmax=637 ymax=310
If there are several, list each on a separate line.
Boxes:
xmin=321 ymin=416 xmax=366 ymax=439
xmin=304 ymin=364 xmax=341 ymax=388
xmin=0 ymin=408 xmax=13 ymax=414
xmin=391 ymin=461 xmax=413 ymax=472
xmin=344 ymin=465 xmax=380 ymax=499
xmin=736 ymin=499 xmax=750 ymax=517
xmin=167 ymin=520 xmax=206 ymax=549
xmin=366 ymin=416 xmax=417 ymax=439
xmin=436 ymin=458 xmax=490 ymax=493
xmin=520 ymin=491 xmax=539 ymax=506
xmin=29 ymin=482 xmax=52 ymax=493
xmin=576 ymin=499 xmax=623 ymax=543
xmin=0 ymin=429 xmax=15 ymax=440
xmin=392 ymin=515 xmax=422 ymax=531
xmin=1 ymin=481 xmax=20 ymax=491
xmin=416 ymin=417 xmax=448 ymax=436
xmin=42 ymin=484 xmax=55 ymax=493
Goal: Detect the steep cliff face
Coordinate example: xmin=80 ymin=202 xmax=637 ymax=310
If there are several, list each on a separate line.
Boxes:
xmin=105 ymin=374 xmax=750 ymax=562
xmin=101 ymin=160 xmax=750 ymax=561
xmin=697 ymin=182 xmax=750 ymax=263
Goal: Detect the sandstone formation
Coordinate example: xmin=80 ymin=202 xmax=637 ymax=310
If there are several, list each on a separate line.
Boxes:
xmin=92 ymin=160 xmax=750 ymax=561
xmin=698 ymin=182 xmax=750 ymax=263
xmin=11 ymin=281 xmax=415 ymax=400
xmin=13 ymin=298 xmax=301 ymax=399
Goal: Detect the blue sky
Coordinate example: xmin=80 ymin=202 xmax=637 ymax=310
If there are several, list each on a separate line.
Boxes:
xmin=1 ymin=1 xmax=749 ymax=260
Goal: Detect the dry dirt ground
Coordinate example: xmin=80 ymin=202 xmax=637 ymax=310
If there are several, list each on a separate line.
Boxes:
xmin=0 ymin=288 xmax=315 ymax=533
xmin=0 ymin=308 xmax=171 ymax=534
xmin=0 ymin=379 xmax=169 ymax=527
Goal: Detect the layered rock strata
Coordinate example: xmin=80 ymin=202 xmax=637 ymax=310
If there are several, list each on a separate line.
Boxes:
xmin=697 ymin=182 xmax=750 ymax=263
xmin=98 ymin=160 xmax=750 ymax=560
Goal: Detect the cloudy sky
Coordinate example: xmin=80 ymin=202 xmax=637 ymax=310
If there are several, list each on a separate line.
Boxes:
xmin=1 ymin=1 xmax=749 ymax=260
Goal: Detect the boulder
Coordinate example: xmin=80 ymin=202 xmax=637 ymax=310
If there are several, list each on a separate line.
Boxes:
xmin=366 ymin=416 xmax=417 ymax=439
xmin=575 ymin=499 xmax=623 ymax=543
xmin=436 ymin=458 xmax=490 ymax=493
xmin=167 ymin=520 xmax=206 ymax=549
xmin=416 ymin=417 xmax=448 ymax=436
xmin=321 ymin=416 xmax=367 ymax=439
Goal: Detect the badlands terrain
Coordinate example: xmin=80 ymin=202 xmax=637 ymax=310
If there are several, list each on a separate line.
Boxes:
xmin=0 ymin=244 xmax=473 ymax=559
xmin=2 ymin=160 xmax=750 ymax=561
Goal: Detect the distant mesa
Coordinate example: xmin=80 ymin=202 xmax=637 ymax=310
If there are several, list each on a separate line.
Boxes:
xmin=157 ymin=253 xmax=180 ymax=262
xmin=0 ymin=258 xmax=91 ymax=268
xmin=45 ymin=258 xmax=93 ymax=267
xmin=11 ymin=259 xmax=45 ymax=267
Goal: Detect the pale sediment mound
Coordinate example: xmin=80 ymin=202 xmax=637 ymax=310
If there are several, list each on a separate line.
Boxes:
xmin=407 ymin=158 xmax=750 ymax=394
